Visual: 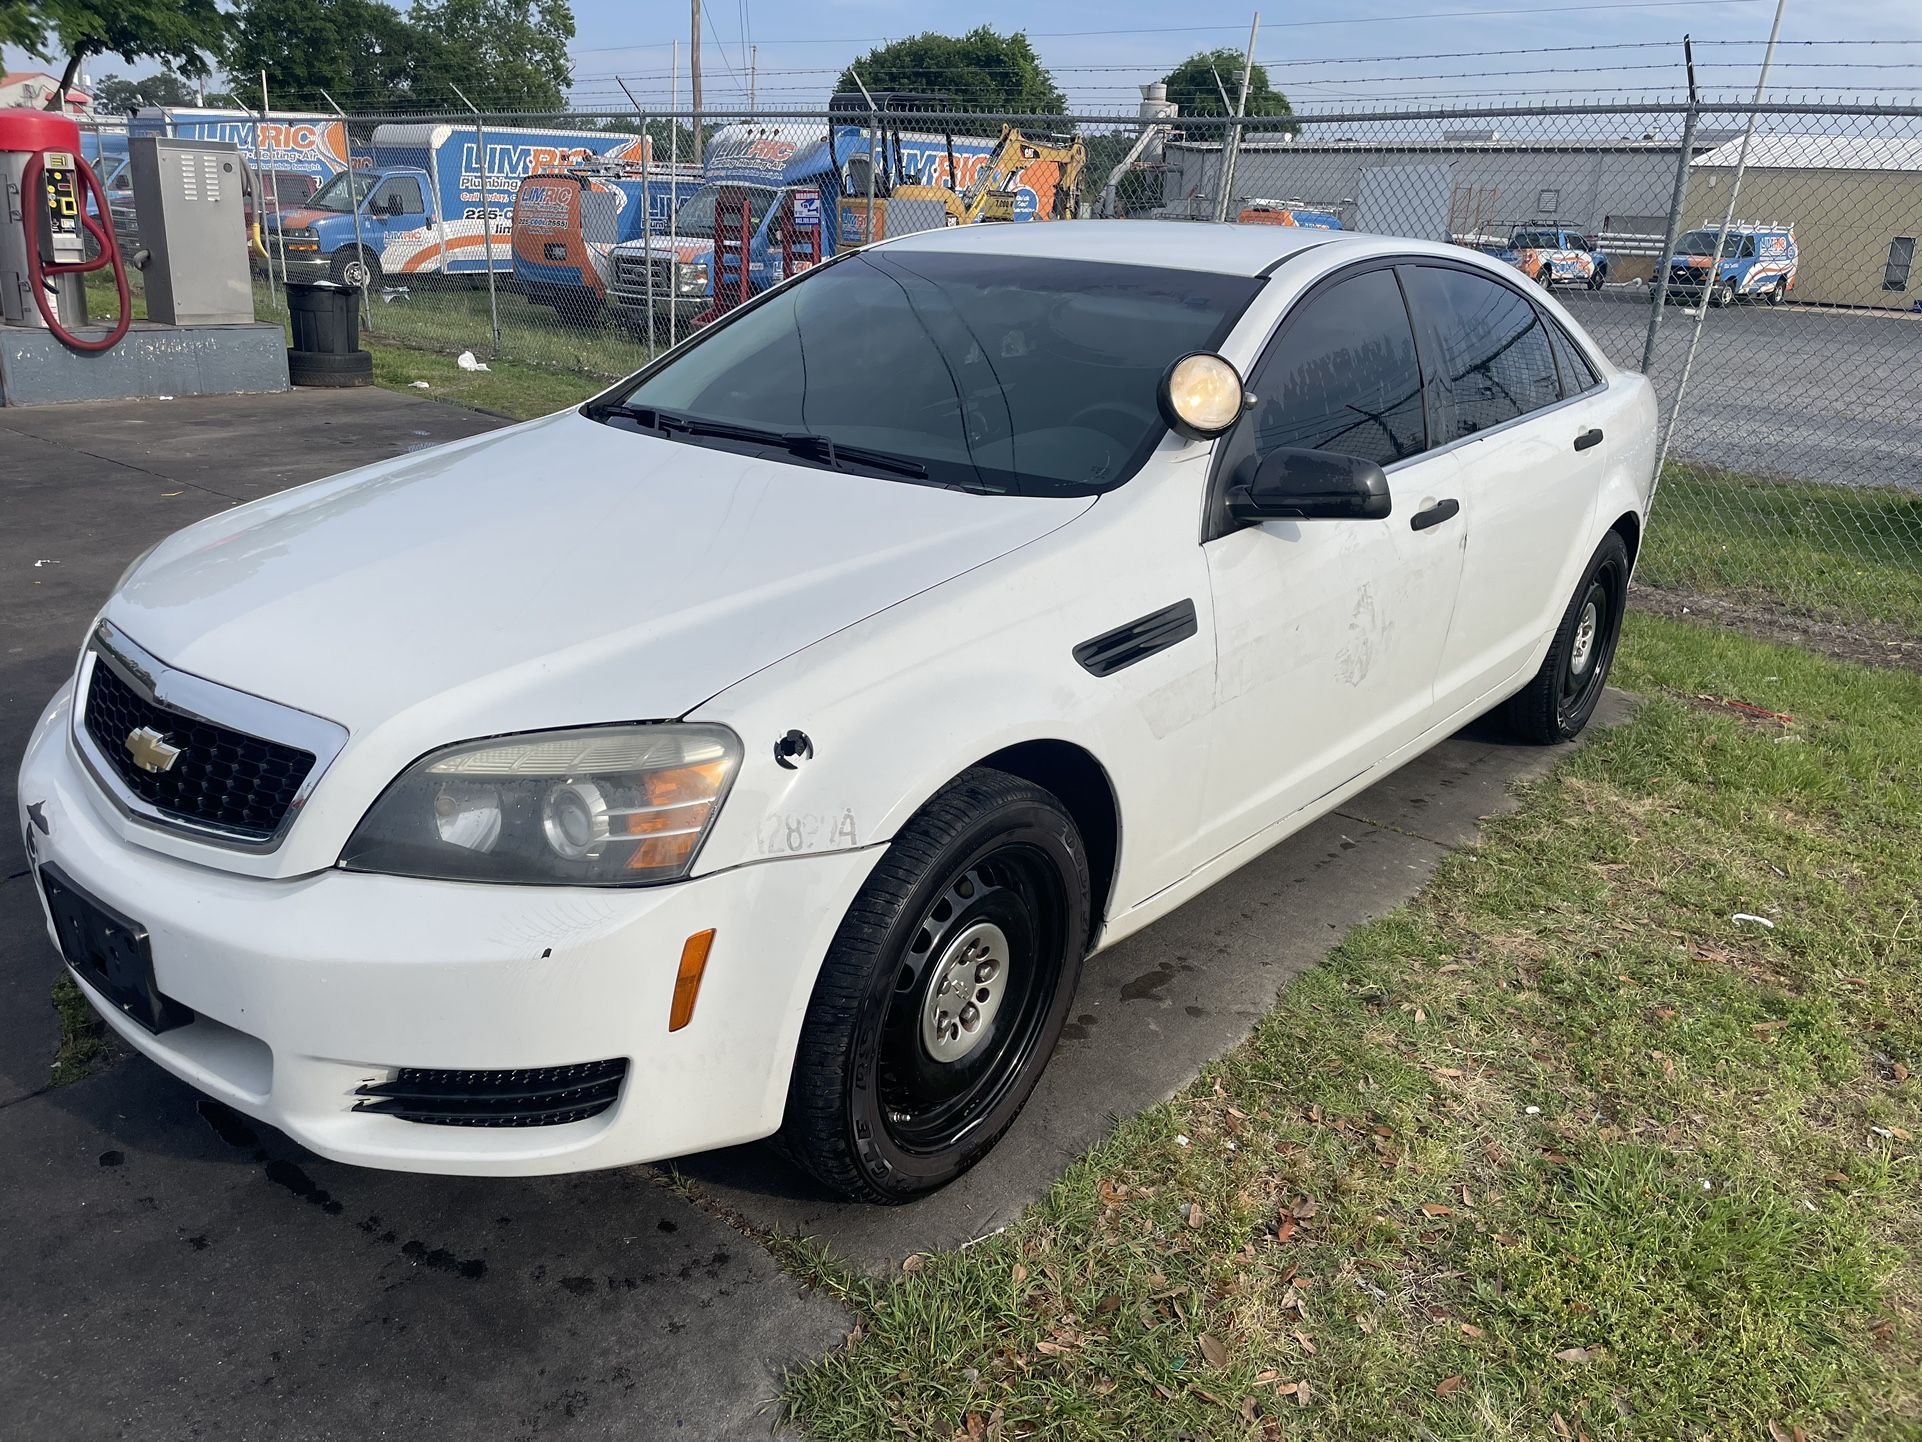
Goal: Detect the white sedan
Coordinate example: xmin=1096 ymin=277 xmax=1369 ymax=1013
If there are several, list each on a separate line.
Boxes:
xmin=18 ymin=222 xmax=1655 ymax=1203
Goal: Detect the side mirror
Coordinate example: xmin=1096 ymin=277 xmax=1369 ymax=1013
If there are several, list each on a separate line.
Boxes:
xmin=1228 ymin=447 xmax=1392 ymax=523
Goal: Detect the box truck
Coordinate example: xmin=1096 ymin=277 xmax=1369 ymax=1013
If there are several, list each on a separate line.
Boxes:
xmin=265 ymin=122 xmax=648 ymax=288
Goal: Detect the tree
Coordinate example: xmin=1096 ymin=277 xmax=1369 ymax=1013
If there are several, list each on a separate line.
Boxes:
xmin=6 ymin=1 xmax=229 ymax=108
xmin=835 ymin=28 xmax=1065 ymax=115
xmin=1162 ymin=48 xmax=1295 ymax=135
xmin=91 ymin=69 xmax=199 ymax=114
xmin=225 ymin=0 xmax=428 ymax=111
xmin=408 ymin=0 xmax=574 ymax=112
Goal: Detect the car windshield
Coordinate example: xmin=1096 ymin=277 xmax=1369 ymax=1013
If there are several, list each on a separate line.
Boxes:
xmin=1677 ymin=229 xmax=1754 ymax=258
xmin=595 ymin=250 xmax=1261 ymax=497
xmin=306 ymin=170 xmax=378 ymax=214
xmin=667 ymin=184 xmax=779 ymax=240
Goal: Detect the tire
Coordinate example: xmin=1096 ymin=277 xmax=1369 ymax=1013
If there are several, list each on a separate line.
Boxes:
xmin=287 ymin=348 xmax=373 ymax=388
xmin=777 ymin=767 xmax=1091 ymax=1203
xmin=1501 ymin=530 xmax=1629 ymax=745
xmin=1586 ymin=264 xmax=1606 ymax=291
xmin=329 ymin=247 xmax=381 ymax=290
xmin=1536 ymin=264 xmax=1554 ymax=289
xmin=1713 ymin=280 xmax=1734 ymax=307
xmin=1766 ymin=279 xmax=1787 ymax=307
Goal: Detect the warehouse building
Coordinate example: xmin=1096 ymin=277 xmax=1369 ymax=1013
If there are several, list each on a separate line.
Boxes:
xmin=1682 ymin=134 xmax=1922 ymax=309
xmin=1150 ymin=130 xmax=1719 ymax=277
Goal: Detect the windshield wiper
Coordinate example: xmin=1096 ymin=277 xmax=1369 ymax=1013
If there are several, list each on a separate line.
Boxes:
xmin=592 ymin=404 xmax=930 ymax=480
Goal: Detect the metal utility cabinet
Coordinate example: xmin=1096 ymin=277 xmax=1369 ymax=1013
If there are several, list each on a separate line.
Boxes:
xmin=129 ymin=136 xmax=251 ymax=325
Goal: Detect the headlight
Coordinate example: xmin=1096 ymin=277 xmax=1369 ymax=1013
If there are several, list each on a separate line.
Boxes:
xmin=675 ymin=260 xmax=708 ymax=293
xmin=340 ymin=724 xmax=741 ymax=885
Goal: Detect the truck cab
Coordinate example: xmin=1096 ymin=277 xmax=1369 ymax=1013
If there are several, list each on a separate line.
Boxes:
xmin=1490 ymin=228 xmax=1608 ymax=290
xmin=1660 ymin=224 xmax=1798 ymax=306
xmin=269 ymin=166 xmax=436 ymax=288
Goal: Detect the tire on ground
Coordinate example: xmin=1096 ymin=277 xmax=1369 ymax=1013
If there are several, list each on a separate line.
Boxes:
xmin=1500 ymin=529 xmax=1630 ymax=745
xmin=287 ymin=348 xmax=374 ymax=388
xmin=776 ymin=767 xmax=1091 ymax=1203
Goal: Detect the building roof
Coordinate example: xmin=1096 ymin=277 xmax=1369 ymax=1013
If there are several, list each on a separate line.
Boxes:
xmin=1692 ymin=132 xmax=1922 ymax=173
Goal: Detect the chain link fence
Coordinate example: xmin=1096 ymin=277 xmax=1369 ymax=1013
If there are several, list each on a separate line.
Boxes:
xmin=96 ymin=97 xmax=1922 ymax=640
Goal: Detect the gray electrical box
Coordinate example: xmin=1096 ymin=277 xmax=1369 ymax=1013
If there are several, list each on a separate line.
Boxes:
xmin=129 ymin=136 xmax=252 ymax=325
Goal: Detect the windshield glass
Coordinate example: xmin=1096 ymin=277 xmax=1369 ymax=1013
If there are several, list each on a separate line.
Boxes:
xmin=668 ymin=183 xmax=779 ymax=239
xmin=1677 ymin=229 xmax=1754 ymax=258
xmin=1512 ymin=230 xmax=1558 ymax=249
xmin=602 ymin=250 xmax=1261 ymax=496
xmin=306 ymin=170 xmax=378 ymax=213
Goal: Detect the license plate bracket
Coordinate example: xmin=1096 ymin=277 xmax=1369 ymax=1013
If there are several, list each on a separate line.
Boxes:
xmin=38 ymin=864 xmax=194 ymax=1034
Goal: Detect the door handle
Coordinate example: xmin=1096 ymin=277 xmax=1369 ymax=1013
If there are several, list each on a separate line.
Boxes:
xmin=1410 ymin=498 xmax=1460 ymax=532
xmin=1574 ymin=427 xmax=1604 ymax=452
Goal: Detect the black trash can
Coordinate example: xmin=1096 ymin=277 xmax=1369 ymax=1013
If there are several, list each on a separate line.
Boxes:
xmin=285 ymin=280 xmax=373 ymax=387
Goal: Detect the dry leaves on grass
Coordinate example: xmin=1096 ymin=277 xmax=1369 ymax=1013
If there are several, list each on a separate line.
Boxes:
xmin=1437 ymin=1374 xmax=1466 ymax=1397
xmin=1198 ymin=1333 xmax=1230 ymax=1368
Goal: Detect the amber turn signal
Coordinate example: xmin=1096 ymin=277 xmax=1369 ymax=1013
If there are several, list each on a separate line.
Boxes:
xmin=669 ymin=929 xmax=716 ymax=1032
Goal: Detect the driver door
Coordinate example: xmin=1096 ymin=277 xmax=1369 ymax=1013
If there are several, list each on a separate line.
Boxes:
xmin=1195 ymin=263 xmax=1467 ymax=862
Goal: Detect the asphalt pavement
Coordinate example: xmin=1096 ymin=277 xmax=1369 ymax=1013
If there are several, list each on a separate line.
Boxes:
xmin=1 ymin=389 xmax=1627 ymax=1438
xmin=1561 ymin=286 xmax=1922 ymax=491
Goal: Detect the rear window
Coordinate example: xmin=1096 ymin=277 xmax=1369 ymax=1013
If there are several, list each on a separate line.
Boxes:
xmin=606 ymin=250 xmax=1261 ymax=496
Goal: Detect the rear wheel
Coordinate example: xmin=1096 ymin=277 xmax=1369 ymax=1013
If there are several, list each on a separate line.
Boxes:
xmin=1766 ymin=279 xmax=1787 ymax=306
xmin=1501 ymin=531 xmax=1629 ymax=744
xmin=1586 ymin=263 xmax=1607 ymax=291
xmin=777 ymin=768 xmax=1090 ymax=1202
xmin=1535 ymin=263 xmax=1554 ymax=289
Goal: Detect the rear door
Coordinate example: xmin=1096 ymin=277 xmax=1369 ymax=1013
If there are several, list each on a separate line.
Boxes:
xmin=1401 ymin=262 xmax=1606 ymax=715
xmin=1196 ymin=263 xmax=1467 ymax=860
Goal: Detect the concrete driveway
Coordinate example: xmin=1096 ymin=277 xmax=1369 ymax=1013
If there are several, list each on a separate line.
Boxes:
xmin=0 ymin=390 xmax=1625 ymax=1438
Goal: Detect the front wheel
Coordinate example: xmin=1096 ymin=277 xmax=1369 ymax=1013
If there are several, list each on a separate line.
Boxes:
xmin=1713 ymin=280 xmax=1735 ymax=307
xmin=1586 ymin=264 xmax=1606 ymax=291
xmin=777 ymin=768 xmax=1090 ymax=1202
xmin=330 ymin=247 xmax=382 ymax=290
xmin=1766 ymin=279 xmax=1787 ymax=306
xmin=1502 ymin=530 xmax=1629 ymax=744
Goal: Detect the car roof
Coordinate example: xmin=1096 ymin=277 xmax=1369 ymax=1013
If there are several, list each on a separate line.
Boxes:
xmin=874 ymin=218 xmax=1345 ymax=276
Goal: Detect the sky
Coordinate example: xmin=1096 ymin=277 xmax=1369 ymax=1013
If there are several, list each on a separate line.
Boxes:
xmin=11 ymin=0 xmax=1922 ymax=115
xmin=563 ymin=0 xmax=1922 ymax=114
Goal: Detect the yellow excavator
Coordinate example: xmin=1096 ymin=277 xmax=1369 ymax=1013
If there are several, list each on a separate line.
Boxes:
xmin=845 ymin=121 xmax=1086 ymax=245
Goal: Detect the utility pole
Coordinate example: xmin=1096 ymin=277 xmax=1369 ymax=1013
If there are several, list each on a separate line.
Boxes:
xmin=690 ymin=0 xmax=704 ymax=167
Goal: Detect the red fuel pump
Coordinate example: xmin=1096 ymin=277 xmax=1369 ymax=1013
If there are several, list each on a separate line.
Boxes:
xmin=0 ymin=110 xmax=131 ymax=353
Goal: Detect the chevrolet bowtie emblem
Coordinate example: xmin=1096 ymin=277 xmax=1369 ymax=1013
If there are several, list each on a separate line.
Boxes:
xmin=126 ymin=726 xmax=183 ymax=774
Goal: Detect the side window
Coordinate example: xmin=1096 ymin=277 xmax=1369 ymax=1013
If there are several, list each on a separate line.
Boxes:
xmin=1227 ymin=267 xmax=1427 ymax=475
xmin=1546 ymin=319 xmax=1600 ymax=396
xmin=372 ymin=177 xmax=425 ymax=215
xmin=1404 ymin=265 xmax=1563 ymax=441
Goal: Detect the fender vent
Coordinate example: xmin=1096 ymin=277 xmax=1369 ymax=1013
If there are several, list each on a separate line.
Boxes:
xmin=1073 ymin=600 xmax=1198 ymax=677
xmin=352 ymin=1059 xmax=627 ymax=1127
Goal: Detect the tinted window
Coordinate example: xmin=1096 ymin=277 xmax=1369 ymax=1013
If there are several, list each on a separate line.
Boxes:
xmin=1232 ymin=268 xmax=1426 ymax=471
xmin=373 ymin=177 xmax=424 ymax=213
xmin=1548 ymin=321 xmax=1600 ymax=396
xmin=1885 ymin=236 xmax=1914 ymax=292
xmin=1405 ymin=266 xmax=1562 ymax=440
xmin=610 ymin=251 xmax=1259 ymax=496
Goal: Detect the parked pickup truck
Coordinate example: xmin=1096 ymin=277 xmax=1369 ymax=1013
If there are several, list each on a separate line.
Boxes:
xmin=266 ymin=123 xmax=648 ymax=289
xmin=1658 ymin=224 xmax=1798 ymax=306
xmin=1489 ymin=228 xmax=1608 ymax=290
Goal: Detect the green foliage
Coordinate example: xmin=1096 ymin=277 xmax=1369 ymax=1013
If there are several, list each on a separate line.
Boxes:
xmin=89 ymin=69 xmax=199 ymax=113
xmin=1162 ymin=47 xmax=1295 ymax=134
xmin=835 ymin=27 xmax=1065 ymax=115
xmin=408 ymin=0 xmax=574 ymax=112
xmin=7 ymin=0 xmax=228 ymax=103
xmin=225 ymin=0 xmax=429 ymax=110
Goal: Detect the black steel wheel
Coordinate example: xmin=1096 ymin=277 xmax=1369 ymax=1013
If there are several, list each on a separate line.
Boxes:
xmin=778 ymin=768 xmax=1090 ymax=1202
xmin=1501 ymin=530 xmax=1629 ymax=744
xmin=1586 ymin=263 xmax=1607 ymax=291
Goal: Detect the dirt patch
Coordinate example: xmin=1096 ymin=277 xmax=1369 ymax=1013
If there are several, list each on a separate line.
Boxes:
xmin=1631 ymin=584 xmax=1922 ymax=675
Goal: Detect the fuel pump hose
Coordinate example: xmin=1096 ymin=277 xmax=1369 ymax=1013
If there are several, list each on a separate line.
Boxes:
xmin=20 ymin=150 xmax=132 ymax=354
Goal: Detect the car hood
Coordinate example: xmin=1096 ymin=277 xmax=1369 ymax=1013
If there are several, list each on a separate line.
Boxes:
xmin=108 ymin=410 xmax=1092 ymax=741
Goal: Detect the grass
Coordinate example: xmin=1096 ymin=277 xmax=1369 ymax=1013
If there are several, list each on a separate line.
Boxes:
xmin=1640 ymin=465 xmax=1922 ymax=636
xmin=50 ymin=974 xmax=117 ymax=1086
xmin=783 ymin=614 xmax=1922 ymax=1442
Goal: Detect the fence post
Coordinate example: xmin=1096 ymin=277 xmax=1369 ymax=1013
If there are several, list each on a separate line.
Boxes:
xmin=450 ymin=83 xmax=503 ymax=355
xmin=318 ymin=88 xmax=372 ymax=332
xmin=1640 ymin=101 xmax=1697 ymax=375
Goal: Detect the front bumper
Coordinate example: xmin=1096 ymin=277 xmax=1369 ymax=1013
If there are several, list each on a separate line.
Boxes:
xmin=18 ymin=684 xmax=879 ymax=1176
